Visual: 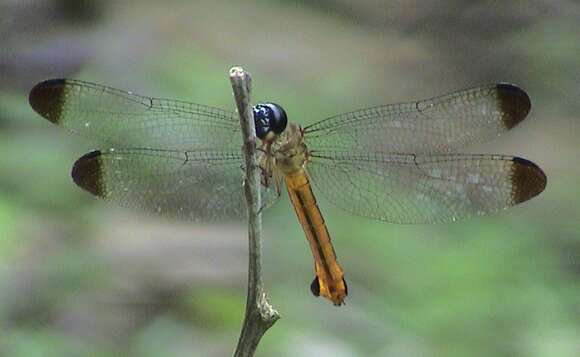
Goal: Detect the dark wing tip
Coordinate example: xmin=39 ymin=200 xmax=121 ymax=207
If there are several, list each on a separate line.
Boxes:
xmin=72 ymin=150 xmax=105 ymax=197
xmin=29 ymin=79 xmax=68 ymax=123
xmin=511 ymin=157 xmax=547 ymax=204
xmin=496 ymin=83 xmax=531 ymax=130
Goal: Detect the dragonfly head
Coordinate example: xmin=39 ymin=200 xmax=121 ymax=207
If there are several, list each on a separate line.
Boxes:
xmin=253 ymin=103 xmax=288 ymax=141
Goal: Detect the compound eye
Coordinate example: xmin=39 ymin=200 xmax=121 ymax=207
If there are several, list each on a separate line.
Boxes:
xmin=252 ymin=103 xmax=288 ymax=139
xmin=264 ymin=103 xmax=288 ymax=134
xmin=252 ymin=104 xmax=271 ymax=139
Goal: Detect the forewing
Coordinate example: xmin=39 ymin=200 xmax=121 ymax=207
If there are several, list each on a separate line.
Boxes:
xmin=29 ymin=79 xmax=281 ymax=220
xmin=71 ymin=148 xmax=280 ymax=221
xmin=29 ymin=79 xmax=241 ymax=151
xmin=305 ymin=84 xmax=530 ymax=153
xmin=307 ymin=151 xmax=546 ymax=224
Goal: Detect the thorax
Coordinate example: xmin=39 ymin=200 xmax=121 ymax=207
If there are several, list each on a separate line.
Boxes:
xmin=271 ymin=122 xmax=308 ymax=176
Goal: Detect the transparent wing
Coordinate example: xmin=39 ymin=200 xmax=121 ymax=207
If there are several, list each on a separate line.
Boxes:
xmin=307 ymin=151 xmax=546 ymax=224
xmin=71 ymin=148 xmax=280 ymax=221
xmin=305 ymin=83 xmax=530 ymax=153
xmin=29 ymin=78 xmax=241 ymax=151
xmin=29 ymin=79 xmax=280 ymax=220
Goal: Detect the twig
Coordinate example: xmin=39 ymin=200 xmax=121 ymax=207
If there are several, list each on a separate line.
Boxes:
xmin=230 ymin=66 xmax=280 ymax=357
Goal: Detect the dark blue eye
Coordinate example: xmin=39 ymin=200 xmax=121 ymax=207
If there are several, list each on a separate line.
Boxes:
xmin=252 ymin=103 xmax=288 ymax=139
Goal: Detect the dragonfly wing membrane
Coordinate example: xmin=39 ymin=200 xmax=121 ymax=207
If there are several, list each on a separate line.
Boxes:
xmin=305 ymin=83 xmax=530 ymax=153
xmin=71 ymin=148 xmax=280 ymax=220
xmin=29 ymin=79 xmax=284 ymax=220
xmin=29 ymin=79 xmax=241 ymax=151
xmin=307 ymin=151 xmax=546 ymax=224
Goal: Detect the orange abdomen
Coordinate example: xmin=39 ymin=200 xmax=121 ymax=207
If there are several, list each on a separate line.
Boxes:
xmin=285 ymin=169 xmax=347 ymax=305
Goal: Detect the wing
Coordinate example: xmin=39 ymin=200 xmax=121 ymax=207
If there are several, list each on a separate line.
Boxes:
xmin=29 ymin=79 xmax=280 ymax=220
xmin=71 ymin=148 xmax=280 ymax=221
xmin=307 ymin=151 xmax=546 ymax=224
xmin=304 ymin=84 xmax=530 ymax=153
xmin=29 ymin=78 xmax=241 ymax=151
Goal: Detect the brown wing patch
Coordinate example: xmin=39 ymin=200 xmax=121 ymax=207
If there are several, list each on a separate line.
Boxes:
xmin=496 ymin=83 xmax=531 ymax=130
xmin=29 ymin=79 xmax=68 ymax=123
xmin=71 ymin=150 xmax=105 ymax=197
xmin=510 ymin=157 xmax=547 ymax=204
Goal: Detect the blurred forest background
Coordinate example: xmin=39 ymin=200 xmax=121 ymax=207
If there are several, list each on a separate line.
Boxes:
xmin=1 ymin=0 xmax=579 ymax=356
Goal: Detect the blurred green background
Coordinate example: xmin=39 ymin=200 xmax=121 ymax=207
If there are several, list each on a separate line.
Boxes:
xmin=1 ymin=0 xmax=579 ymax=356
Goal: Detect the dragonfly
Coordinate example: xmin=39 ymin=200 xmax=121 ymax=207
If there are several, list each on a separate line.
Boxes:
xmin=29 ymin=79 xmax=546 ymax=306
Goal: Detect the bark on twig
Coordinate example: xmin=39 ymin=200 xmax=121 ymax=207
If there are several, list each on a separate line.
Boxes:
xmin=230 ymin=66 xmax=279 ymax=357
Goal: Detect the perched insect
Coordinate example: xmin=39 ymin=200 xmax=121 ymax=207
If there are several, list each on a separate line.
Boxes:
xmin=30 ymin=79 xmax=546 ymax=305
